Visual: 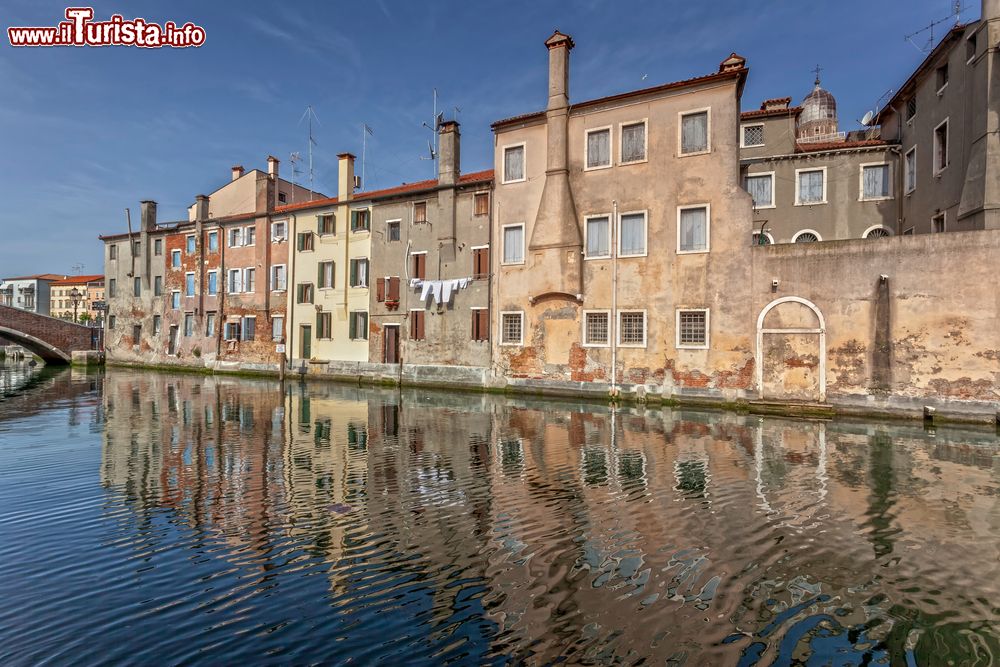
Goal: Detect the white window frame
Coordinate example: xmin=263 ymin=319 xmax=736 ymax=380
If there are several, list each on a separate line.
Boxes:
xmin=584 ymin=213 xmax=612 ymax=260
xmin=350 ymin=257 xmax=369 ymax=288
xmin=904 ymin=146 xmax=917 ymax=194
xmin=244 ymin=225 xmax=256 ymax=246
xmin=584 ymin=125 xmax=612 ymax=171
xmin=745 ymin=171 xmax=775 ymax=209
xmin=617 ymin=309 xmax=647 ymax=348
xmin=207 ymin=269 xmax=218 ymax=296
xmin=617 ymin=210 xmax=648 ymax=258
xmin=582 ymin=309 xmax=611 ymax=348
xmin=171 ymin=249 xmax=181 ymax=268
xmin=502 ymin=142 xmax=526 ymax=184
xmin=170 ymin=290 xmax=181 ymax=310
xmin=675 ymin=308 xmax=710 ymax=350
xmin=678 ymin=107 xmax=711 ymax=156
xmin=385 ymin=218 xmax=402 ymax=242
xmin=501 ymin=223 xmax=526 ymax=265
xmin=271 ymin=220 xmax=287 ymax=242
xmin=228 ymin=227 xmax=243 ymax=248
xmin=933 ymin=118 xmax=949 ymax=176
xmin=931 ymin=212 xmax=946 ymax=233
xmin=618 ymin=119 xmax=648 ymax=165
xmin=792 ymin=229 xmax=823 ymax=243
xmin=862 ymin=224 xmax=893 ymax=239
xmin=740 ymin=122 xmax=765 ymax=148
xmin=270 ymin=264 xmax=287 ymax=292
xmin=794 ymin=166 xmax=828 ymax=206
xmin=752 ymin=231 xmax=775 ymax=246
xmin=676 ymin=203 xmax=711 ymax=255
xmin=243 ymin=267 xmax=256 ymax=293
xmin=184 ymin=271 xmax=195 ymax=297
xmin=228 ymin=268 xmax=241 ymax=293
xmin=207 ymin=230 xmax=218 ymax=252
xmin=858 ymin=161 xmax=893 ymax=202
xmin=499 ymin=311 xmax=524 ymax=346
xmin=185 ymin=234 xmax=196 ymax=254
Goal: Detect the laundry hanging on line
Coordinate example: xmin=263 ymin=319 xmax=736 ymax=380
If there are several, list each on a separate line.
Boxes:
xmin=409 ymin=277 xmax=473 ymax=305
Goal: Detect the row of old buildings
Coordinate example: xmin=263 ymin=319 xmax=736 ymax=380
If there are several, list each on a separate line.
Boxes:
xmin=100 ymin=3 xmax=1000 ymax=418
xmin=0 ymin=273 xmax=105 ymax=322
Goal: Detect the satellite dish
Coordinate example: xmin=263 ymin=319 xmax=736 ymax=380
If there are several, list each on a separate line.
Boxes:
xmin=861 ymin=110 xmax=874 ymax=127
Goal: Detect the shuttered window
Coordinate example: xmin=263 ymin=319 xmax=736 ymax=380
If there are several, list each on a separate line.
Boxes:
xmin=318 ymin=261 xmax=334 ymax=289
xmin=350 ymin=209 xmax=370 ymax=231
xmin=376 ymin=278 xmax=385 ymax=302
xmin=474 ymin=192 xmax=489 ymax=216
xmin=472 ymin=247 xmax=489 ymax=279
xmin=472 ymin=309 xmax=489 ymax=341
xmin=349 ymin=311 xmax=368 ymax=340
xmin=411 ymin=253 xmax=426 ymax=280
xmin=318 ymin=214 xmax=335 ymax=235
xmin=316 ymin=312 xmax=332 ymax=339
xmin=297 ymin=283 xmax=314 ymax=304
xmin=414 ymin=202 xmax=427 ymax=223
xmin=296 ymin=232 xmax=314 ymax=251
xmin=349 ymin=259 xmax=369 ymax=287
xmin=410 ymin=310 xmax=425 ymax=340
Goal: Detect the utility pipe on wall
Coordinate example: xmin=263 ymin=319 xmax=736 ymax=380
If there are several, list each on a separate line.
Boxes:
xmin=611 ymin=199 xmax=618 ymax=398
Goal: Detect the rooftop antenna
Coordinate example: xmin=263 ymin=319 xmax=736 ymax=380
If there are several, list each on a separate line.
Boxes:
xmin=71 ymin=263 xmax=84 ymax=275
xmin=289 ymin=151 xmax=303 ymax=202
xmin=420 ymin=88 xmax=442 ymax=175
xmin=904 ymin=2 xmax=969 ymax=53
xmin=299 ymin=105 xmax=320 ymax=200
xmin=361 ymin=123 xmax=374 ymax=192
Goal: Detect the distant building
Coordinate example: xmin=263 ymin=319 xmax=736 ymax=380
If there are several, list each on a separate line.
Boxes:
xmin=0 ymin=274 xmax=62 ymax=315
xmin=49 ymin=274 xmax=104 ymax=322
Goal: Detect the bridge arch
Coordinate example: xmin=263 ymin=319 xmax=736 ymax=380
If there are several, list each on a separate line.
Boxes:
xmin=0 ymin=325 xmax=72 ymax=363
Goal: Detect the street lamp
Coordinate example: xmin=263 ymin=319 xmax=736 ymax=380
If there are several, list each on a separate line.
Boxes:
xmin=69 ymin=287 xmax=83 ymax=322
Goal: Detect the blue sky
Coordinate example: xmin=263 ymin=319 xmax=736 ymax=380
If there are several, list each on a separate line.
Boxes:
xmin=0 ymin=0 xmax=972 ymax=277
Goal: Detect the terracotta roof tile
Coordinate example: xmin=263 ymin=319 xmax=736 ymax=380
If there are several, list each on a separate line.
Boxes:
xmin=795 ymin=139 xmax=889 ymax=153
xmin=50 ymin=274 xmax=104 ymax=286
xmin=741 ymin=106 xmax=802 ymax=120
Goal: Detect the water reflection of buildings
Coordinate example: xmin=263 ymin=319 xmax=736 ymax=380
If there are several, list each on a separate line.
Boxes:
xmin=98 ymin=371 xmax=1000 ymax=663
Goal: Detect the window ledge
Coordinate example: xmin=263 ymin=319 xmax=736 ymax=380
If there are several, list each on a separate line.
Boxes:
xmin=502 ymin=178 xmax=526 ymax=185
xmin=677 ymin=248 xmax=710 ymax=255
xmin=618 ymin=252 xmax=647 ymax=259
xmin=618 ymin=158 xmax=648 ymax=166
xmin=753 ymin=204 xmax=776 ymax=210
xmin=583 ymin=163 xmax=612 ymax=172
xmin=679 ymin=149 xmax=711 ymax=158
xmin=617 ymin=343 xmax=647 ymax=349
xmin=794 ymin=201 xmax=828 ymax=206
xmin=583 ymin=255 xmax=611 ymax=261
xmin=676 ymin=344 xmax=710 ymax=350
xmin=860 ymin=196 xmax=894 ymax=202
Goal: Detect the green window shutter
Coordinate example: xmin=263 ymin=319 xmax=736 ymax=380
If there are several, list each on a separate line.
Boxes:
xmin=350 ymin=210 xmax=358 ymax=230
xmin=349 ymin=313 xmax=356 ymax=339
xmin=317 ymin=263 xmax=323 ymax=287
xmin=331 ymin=261 xmax=336 ymax=288
xmin=349 ymin=260 xmax=357 ymax=286
xmin=361 ymin=312 xmax=368 ymax=339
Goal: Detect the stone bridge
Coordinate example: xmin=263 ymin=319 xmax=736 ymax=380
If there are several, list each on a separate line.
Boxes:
xmin=0 ymin=304 xmax=100 ymax=363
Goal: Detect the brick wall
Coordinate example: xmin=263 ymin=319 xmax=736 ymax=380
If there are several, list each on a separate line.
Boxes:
xmin=0 ymin=304 xmax=94 ymax=360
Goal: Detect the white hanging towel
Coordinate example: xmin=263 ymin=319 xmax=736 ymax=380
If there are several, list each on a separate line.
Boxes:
xmin=441 ymin=280 xmax=454 ymax=303
xmin=420 ymin=281 xmax=433 ymax=302
xmin=410 ymin=278 xmax=422 ymax=289
xmin=431 ymin=281 xmax=443 ymax=303
xmin=458 ymin=278 xmax=469 ymax=289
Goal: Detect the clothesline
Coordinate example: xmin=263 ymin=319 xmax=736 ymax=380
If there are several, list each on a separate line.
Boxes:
xmin=408 ymin=277 xmax=471 ymax=305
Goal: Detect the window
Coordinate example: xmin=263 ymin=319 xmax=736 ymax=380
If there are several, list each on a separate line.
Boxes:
xmin=472 ymin=247 xmax=490 ymax=279
xmin=318 ymin=261 xmax=335 ymax=289
xmin=297 ymin=231 xmax=314 ymax=252
xmin=583 ymin=310 xmax=610 ymax=347
xmin=903 ymin=227 xmax=914 ymax=236
xmin=278 ymin=191 xmax=287 ymax=203
xmin=171 ymin=291 xmax=180 ymax=309
xmin=108 ymin=315 xmax=116 ymax=329
xmin=936 ymin=63 xmax=949 ymax=93
xmin=318 ymin=213 xmax=336 ymax=235
xmin=349 ymin=311 xmax=368 ymax=340
xmin=184 ymin=272 xmax=195 ymax=296
xmin=752 ymin=232 xmax=773 ymax=246
xmin=503 ymin=144 xmax=525 ymax=183
xmin=271 ymin=221 xmax=287 ymax=241
xmin=184 ymin=313 xmax=194 ymax=337
xmin=585 ymin=127 xmax=611 ymax=169
xmin=376 ymin=276 xmax=401 ymax=303
xmin=386 ymin=220 xmax=401 ymax=242
xmin=207 ymin=271 xmax=218 ymax=295
xmin=271 ymin=264 xmax=286 ymax=291
xmin=620 ymin=121 xmax=646 ymax=163
xmin=316 ymin=311 xmax=332 ymax=339
xmin=153 ymin=276 xmax=162 ymax=296
xmin=245 ymin=226 xmax=256 ymax=246
xmin=351 ymin=209 xmax=370 ymax=231
xmin=968 ymin=33 xmax=978 ymax=63
xmin=228 ymin=228 xmax=242 ymax=247
xmin=741 ymin=123 xmax=764 ymax=148
xmin=745 ymin=173 xmax=774 ymax=208
xmin=619 ymin=212 xmax=646 ymax=257
xmin=228 ymin=269 xmax=242 ymax=293
xmin=297 ymin=283 xmax=314 ymax=304
xmin=132 ymin=324 xmax=141 ymax=344
xmin=207 ymin=231 xmax=218 ymax=252
xmin=171 ymin=249 xmax=181 ymax=268
xmin=680 ymin=110 xmax=709 ymax=155
xmin=795 ymin=168 xmax=826 ymax=205
xmin=413 ymin=202 xmax=427 ymax=223
xmin=500 ymin=312 xmax=523 ymax=346
xmin=349 ymin=258 xmax=369 ymax=287
xmin=472 ymin=308 xmax=489 ymax=341
xmin=243 ymin=267 xmax=255 ymax=293
xmin=132 ymin=240 xmax=141 ymax=257
xmin=271 ymin=315 xmax=283 ymax=341
xmin=793 ymin=230 xmax=820 ymax=243
xmin=864 ymin=226 xmax=892 ymax=239
xmin=411 ymin=252 xmax=427 ymax=279
xmin=932 ymin=212 xmax=946 ymax=233
xmin=585 ymin=215 xmax=610 ymax=258
xmin=933 ymin=119 xmax=949 ymax=174
xmin=153 ymin=239 xmax=162 ymax=256
xmin=242 ymin=316 xmax=255 ymax=341
xmin=678 ymin=205 xmax=709 ymax=253
xmin=224 ymin=321 xmax=240 ymax=341
xmin=618 ymin=311 xmax=646 ymax=347
xmin=109 ymin=244 xmax=118 ymax=260
xmin=676 ymin=309 xmax=708 ymax=348
xmin=206 ymin=312 xmax=216 ymax=336
xmin=410 ymin=309 xmax=426 ymax=340
xmin=474 ymin=192 xmax=490 ymax=216
xmin=186 ymin=235 xmax=196 ymax=254
xmin=108 ymin=278 xmax=116 ymax=298
xmin=861 ymin=163 xmax=891 ymax=200
xmin=906 ymin=97 xmax=917 ymax=122
xmin=133 ymin=277 xmax=141 ymax=297
xmin=905 ymin=147 xmax=917 ymax=193
xmin=502 ymin=224 xmax=524 ymax=264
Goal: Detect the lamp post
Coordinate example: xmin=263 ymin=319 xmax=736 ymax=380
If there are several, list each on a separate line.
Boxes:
xmin=69 ymin=287 xmax=83 ymax=322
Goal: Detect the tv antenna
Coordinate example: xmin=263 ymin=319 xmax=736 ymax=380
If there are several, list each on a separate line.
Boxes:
xmin=858 ymin=88 xmax=894 ymax=129
xmin=904 ymin=2 xmax=969 ymax=53
xmin=289 ymin=152 xmax=303 ymax=202
xmin=299 ymin=105 xmax=320 ymax=200
xmin=71 ymin=263 xmax=84 ymax=275
xmin=420 ymin=88 xmax=443 ymax=174
xmin=361 ymin=123 xmax=374 ymax=192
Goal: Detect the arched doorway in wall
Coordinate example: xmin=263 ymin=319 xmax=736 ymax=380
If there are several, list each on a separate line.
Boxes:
xmin=755 ymin=297 xmax=826 ymax=403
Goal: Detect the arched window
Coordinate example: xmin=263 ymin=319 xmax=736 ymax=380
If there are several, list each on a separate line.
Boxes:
xmin=793 ymin=231 xmax=820 ymax=243
xmin=864 ymin=226 xmax=892 ymax=239
xmin=751 ymin=232 xmax=773 ymax=246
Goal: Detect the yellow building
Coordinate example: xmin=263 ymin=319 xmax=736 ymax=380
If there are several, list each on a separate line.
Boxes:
xmin=50 ymin=274 xmax=104 ymax=322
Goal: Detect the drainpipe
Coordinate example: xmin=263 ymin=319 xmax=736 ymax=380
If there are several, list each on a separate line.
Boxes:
xmin=890 ymin=145 xmax=903 ymax=234
xmin=285 ymin=212 xmax=296 ymax=377
xmin=610 ymin=199 xmax=619 ymax=397
xmin=217 ymin=224 xmax=225 ymax=359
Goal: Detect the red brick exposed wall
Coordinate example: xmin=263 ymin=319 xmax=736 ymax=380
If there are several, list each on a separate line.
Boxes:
xmin=0 ymin=304 xmax=95 ymax=360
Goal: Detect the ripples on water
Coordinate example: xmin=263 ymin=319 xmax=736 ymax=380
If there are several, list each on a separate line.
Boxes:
xmin=0 ymin=364 xmax=999 ymax=665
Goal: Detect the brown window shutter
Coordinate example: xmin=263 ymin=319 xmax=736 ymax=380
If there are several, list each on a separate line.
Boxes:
xmin=388 ymin=276 xmax=400 ymax=301
xmin=480 ymin=310 xmax=490 ymax=340
xmin=376 ymin=278 xmax=385 ymax=302
xmin=418 ymin=311 xmax=425 ymax=339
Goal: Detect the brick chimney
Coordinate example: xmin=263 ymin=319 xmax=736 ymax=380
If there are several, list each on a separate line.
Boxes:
xmin=338 ymin=153 xmax=356 ymax=202
xmin=529 ymin=30 xmax=582 ymax=300
xmin=437 ymin=121 xmax=461 ymax=253
xmin=267 ymin=155 xmax=279 ymax=179
xmin=231 ymin=165 xmax=244 ymax=181
xmin=438 ymin=120 xmax=460 ymax=186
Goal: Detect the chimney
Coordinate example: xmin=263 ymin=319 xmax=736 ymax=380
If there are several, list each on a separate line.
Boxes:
xmin=338 ymin=153 xmax=356 ymax=202
xmin=438 ymin=120 xmax=461 ymax=186
xmin=267 ymin=155 xmax=280 ymax=179
xmin=231 ymin=165 xmax=244 ymax=181
xmin=140 ymin=200 xmax=157 ymax=230
xmin=529 ymin=30 xmax=582 ymax=300
xmin=194 ymin=195 xmax=209 ymax=222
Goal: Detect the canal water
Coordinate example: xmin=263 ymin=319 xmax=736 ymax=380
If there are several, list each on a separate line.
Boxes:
xmin=1 ymin=363 xmax=999 ymax=665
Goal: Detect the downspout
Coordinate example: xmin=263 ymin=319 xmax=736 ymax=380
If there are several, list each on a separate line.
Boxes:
xmin=217 ymin=225 xmax=225 ymax=359
xmin=286 ymin=212 xmax=297 ymax=374
xmin=610 ymin=199 xmax=618 ymax=398
xmin=890 ymin=145 xmax=903 ymax=234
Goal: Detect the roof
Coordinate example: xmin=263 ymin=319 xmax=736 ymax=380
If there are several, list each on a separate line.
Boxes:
xmin=741 ymin=106 xmax=802 ymax=120
xmin=50 ymin=274 xmax=104 ymax=286
xmin=274 ymin=169 xmax=494 ymax=214
xmin=2 ymin=273 xmax=65 ymax=282
xmin=98 ymin=211 xmax=261 ymax=242
xmin=492 ymin=68 xmax=747 ymax=129
xmin=875 ymin=22 xmax=971 ymax=123
xmin=795 ymin=139 xmax=890 ymax=153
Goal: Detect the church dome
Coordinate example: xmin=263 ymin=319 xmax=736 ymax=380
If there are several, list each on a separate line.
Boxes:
xmin=797 ymin=74 xmax=839 ymax=141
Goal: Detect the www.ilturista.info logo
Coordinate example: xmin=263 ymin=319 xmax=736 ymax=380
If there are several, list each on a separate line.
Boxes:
xmin=7 ymin=7 xmax=205 ymax=48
